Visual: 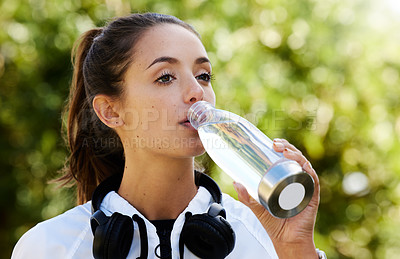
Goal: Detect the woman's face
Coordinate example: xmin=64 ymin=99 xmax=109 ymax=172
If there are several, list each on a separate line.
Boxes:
xmin=117 ymin=23 xmax=215 ymax=158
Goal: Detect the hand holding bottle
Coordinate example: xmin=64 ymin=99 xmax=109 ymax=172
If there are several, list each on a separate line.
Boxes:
xmin=188 ymin=101 xmax=314 ymax=218
xmin=233 ymin=138 xmax=320 ymax=259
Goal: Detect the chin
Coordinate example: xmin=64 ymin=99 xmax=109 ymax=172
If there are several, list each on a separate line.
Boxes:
xmin=190 ymin=146 xmax=207 ymax=157
xmin=179 ymin=143 xmax=206 ymax=158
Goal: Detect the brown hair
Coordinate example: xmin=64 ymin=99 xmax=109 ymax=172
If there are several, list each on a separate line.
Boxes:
xmin=58 ymin=13 xmax=200 ymax=204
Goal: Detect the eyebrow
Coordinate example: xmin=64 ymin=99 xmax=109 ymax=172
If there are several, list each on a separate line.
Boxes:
xmin=146 ymin=56 xmax=178 ymax=69
xmin=195 ymin=57 xmax=211 ymax=65
xmin=146 ymin=56 xmax=211 ymax=70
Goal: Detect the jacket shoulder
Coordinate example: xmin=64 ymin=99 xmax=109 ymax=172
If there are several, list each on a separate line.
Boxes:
xmin=12 ymin=202 xmax=93 ymax=259
xmin=221 ymin=193 xmax=279 ymax=259
xmin=221 ymin=193 xmax=264 ymax=229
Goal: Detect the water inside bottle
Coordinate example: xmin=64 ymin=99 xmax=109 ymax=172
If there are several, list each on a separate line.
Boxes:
xmin=198 ymin=120 xmax=282 ymax=201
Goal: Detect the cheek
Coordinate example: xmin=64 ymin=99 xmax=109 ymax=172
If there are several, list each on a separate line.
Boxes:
xmin=122 ymin=111 xmax=140 ymax=129
xmin=150 ymin=100 xmax=177 ymax=125
xmin=120 ymin=102 xmax=161 ymax=132
xmin=204 ymin=87 xmax=216 ymax=105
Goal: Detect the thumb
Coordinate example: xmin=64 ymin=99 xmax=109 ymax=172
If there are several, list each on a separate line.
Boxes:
xmin=233 ymin=182 xmax=272 ymax=220
xmin=233 ymin=182 xmax=251 ymax=206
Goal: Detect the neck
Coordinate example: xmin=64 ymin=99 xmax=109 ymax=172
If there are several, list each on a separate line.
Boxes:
xmin=118 ymin=150 xmax=198 ymax=221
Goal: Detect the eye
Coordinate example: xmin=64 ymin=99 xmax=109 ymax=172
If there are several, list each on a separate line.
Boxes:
xmin=155 ymin=72 xmax=176 ymax=85
xmin=196 ymin=72 xmax=214 ymax=83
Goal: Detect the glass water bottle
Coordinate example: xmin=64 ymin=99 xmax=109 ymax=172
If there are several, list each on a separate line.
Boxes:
xmin=188 ymin=101 xmax=314 ymax=218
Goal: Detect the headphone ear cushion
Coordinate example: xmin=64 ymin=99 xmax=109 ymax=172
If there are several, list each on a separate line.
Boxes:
xmin=181 ymin=214 xmax=235 ymax=259
xmin=93 ymin=212 xmax=134 ymax=259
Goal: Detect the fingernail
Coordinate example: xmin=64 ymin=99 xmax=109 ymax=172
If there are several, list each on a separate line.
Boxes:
xmin=284 ymin=148 xmax=293 ymax=153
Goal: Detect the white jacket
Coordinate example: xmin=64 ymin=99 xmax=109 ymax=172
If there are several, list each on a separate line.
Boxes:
xmin=12 ymin=187 xmax=278 ymax=258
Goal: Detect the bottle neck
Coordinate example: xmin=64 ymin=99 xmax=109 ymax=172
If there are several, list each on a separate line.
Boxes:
xmin=188 ymin=101 xmax=216 ymax=130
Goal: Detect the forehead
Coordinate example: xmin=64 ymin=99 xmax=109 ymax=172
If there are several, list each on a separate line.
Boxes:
xmin=132 ymin=23 xmax=207 ymax=67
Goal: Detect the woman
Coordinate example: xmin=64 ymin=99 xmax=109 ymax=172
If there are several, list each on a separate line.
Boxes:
xmin=12 ymin=13 xmax=324 ymax=258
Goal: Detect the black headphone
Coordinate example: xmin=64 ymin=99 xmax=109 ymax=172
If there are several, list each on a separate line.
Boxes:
xmin=90 ymin=171 xmax=236 ymax=259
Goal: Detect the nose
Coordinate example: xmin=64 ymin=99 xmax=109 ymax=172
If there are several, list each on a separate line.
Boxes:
xmin=185 ymin=79 xmax=204 ymax=104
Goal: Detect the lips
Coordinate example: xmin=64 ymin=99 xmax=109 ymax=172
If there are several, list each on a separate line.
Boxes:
xmin=180 ymin=120 xmax=192 ymax=127
xmin=178 ymin=110 xmax=190 ymax=124
xmin=179 ymin=116 xmax=196 ymax=130
xmin=179 ymin=118 xmax=189 ymax=123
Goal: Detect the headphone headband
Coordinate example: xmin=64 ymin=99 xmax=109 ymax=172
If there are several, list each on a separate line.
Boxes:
xmin=195 ymin=171 xmax=222 ymax=204
xmin=91 ymin=173 xmax=123 ymax=213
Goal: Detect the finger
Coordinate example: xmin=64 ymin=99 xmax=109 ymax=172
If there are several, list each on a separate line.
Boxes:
xmin=273 ymin=138 xmax=301 ymax=155
xmin=233 ymin=182 xmax=268 ymax=217
xmin=233 ymin=182 xmax=251 ymax=206
xmin=273 ymin=139 xmax=316 ymax=178
xmin=302 ymin=160 xmax=320 ymax=187
xmin=275 ymin=138 xmax=302 ymax=154
xmin=282 ymin=148 xmax=320 ymax=186
xmin=272 ymin=139 xmax=285 ymax=152
xmin=283 ymin=148 xmax=308 ymax=168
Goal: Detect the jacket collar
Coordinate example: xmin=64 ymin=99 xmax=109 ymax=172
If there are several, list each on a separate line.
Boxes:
xmin=99 ymin=186 xmax=213 ymax=222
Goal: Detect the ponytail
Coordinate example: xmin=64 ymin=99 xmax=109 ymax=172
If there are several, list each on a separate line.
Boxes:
xmin=58 ymin=29 xmax=124 ymax=205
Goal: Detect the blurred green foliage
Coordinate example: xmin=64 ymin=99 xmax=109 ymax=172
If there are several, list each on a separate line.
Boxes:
xmin=1 ymin=0 xmax=400 ymax=258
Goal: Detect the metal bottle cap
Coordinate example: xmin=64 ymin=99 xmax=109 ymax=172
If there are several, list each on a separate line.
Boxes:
xmin=258 ymin=159 xmax=315 ymax=218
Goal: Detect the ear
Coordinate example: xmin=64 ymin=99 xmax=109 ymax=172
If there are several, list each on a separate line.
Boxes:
xmin=92 ymin=94 xmax=124 ymax=128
